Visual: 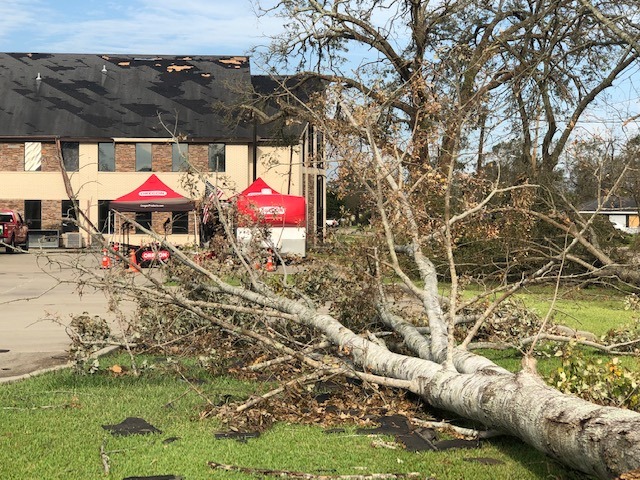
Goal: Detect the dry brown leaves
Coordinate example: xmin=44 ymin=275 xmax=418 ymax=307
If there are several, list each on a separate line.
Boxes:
xmin=206 ymin=356 xmax=429 ymax=433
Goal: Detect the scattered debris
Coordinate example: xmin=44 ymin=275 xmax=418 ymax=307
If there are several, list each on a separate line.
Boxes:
xmin=463 ymin=457 xmax=505 ymax=465
xmin=432 ymin=439 xmax=480 ymax=450
xmin=100 ymin=439 xmax=110 ymax=474
xmin=122 ymin=476 xmax=183 ymax=480
xmin=356 ymin=415 xmax=481 ymax=452
xmin=102 ymin=417 xmax=162 ymax=436
xmin=214 ymin=431 xmax=260 ymax=443
xmin=207 ymin=461 xmax=422 ymax=479
xmin=356 ymin=415 xmax=412 ymax=435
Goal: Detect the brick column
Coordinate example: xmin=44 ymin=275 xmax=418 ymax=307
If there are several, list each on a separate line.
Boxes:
xmin=116 ymin=144 xmax=135 ymax=172
xmin=0 ymin=143 xmax=23 ymax=171
xmin=153 ymin=144 xmax=172 ymax=172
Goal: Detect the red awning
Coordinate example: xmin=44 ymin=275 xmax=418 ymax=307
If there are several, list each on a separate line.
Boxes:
xmin=110 ymin=174 xmax=195 ymax=212
xmin=236 ymin=178 xmax=306 ymax=227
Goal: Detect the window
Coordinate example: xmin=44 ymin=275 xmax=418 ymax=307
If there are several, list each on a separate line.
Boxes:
xmin=208 ymin=143 xmax=225 ymax=172
xmin=136 ymin=143 xmax=152 ymax=172
xmin=61 ymin=200 xmax=79 ymax=232
xmin=24 ymin=142 xmax=42 ymax=171
xmin=172 ymin=144 xmax=189 ymax=172
xmin=171 ymin=212 xmax=189 ymax=234
xmin=24 ymin=200 xmax=41 ymax=229
xmin=61 ymin=142 xmax=79 ymax=172
xmin=98 ymin=200 xmax=114 ymax=234
xmin=308 ymin=125 xmax=315 ymax=158
xmin=98 ymin=143 xmax=115 ymax=172
xmin=315 ymin=130 xmax=324 ymax=169
xmin=135 ymin=211 xmax=152 ymax=233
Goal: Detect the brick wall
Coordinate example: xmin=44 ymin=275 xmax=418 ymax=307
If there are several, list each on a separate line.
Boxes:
xmin=0 ymin=199 xmax=24 ymax=212
xmin=152 ymin=212 xmax=172 ymax=234
xmin=116 ymin=144 xmax=135 ymax=172
xmin=41 ymin=143 xmax=60 ymax=172
xmin=153 ymin=144 xmax=172 ymax=172
xmin=0 ymin=143 xmax=23 ymax=171
xmin=0 ymin=199 xmax=61 ymax=229
xmin=41 ymin=200 xmax=60 ymax=229
xmin=190 ymin=144 xmax=209 ymax=172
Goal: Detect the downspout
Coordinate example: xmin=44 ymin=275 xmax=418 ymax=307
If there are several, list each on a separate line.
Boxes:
xmin=287 ymin=146 xmax=293 ymax=195
xmin=252 ymin=114 xmax=258 ymax=182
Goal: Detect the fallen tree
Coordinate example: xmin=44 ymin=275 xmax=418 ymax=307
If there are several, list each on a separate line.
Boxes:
xmin=57 ymin=147 xmax=640 ymax=479
xmin=64 ymin=215 xmax=640 ymax=478
xmin=51 ymin=0 xmax=640 ymax=476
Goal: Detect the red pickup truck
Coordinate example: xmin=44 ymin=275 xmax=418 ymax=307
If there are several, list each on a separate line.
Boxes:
xmin=0 ymin=210 xmax=29 ymax=252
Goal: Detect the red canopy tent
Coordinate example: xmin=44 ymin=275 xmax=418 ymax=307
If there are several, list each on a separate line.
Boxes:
xmin=110 ymin=174 xmax=194 ymax=212
xmin=236 ymin=178 xmax=306 ymax=227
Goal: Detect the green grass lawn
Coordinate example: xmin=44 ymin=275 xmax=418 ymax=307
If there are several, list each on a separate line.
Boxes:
xmin=516 ymin=286 xmax=634 ymax=337
xmin=2 ymin=284 xmax=635 ymax=480
xmin=0 ymin=356 xmax=581 ymax=480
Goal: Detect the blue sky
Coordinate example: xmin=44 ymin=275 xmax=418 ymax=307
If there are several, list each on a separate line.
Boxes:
xmin=0 ymin=0 xmax=279 ymax=58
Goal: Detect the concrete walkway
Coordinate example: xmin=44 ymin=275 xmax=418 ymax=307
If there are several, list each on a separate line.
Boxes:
xmin=0 ymin=249 xmax=131 ymax=382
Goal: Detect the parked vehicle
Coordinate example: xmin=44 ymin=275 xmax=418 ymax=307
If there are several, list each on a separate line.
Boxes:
xmin=0 ymin=210 xmax=29 ymax=253
xmin=326 ymin=219 xmax=339 ymax=227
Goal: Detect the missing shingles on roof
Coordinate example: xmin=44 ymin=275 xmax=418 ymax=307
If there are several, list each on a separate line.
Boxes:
xmin=217 ymin=57 xmax=248 ymax=69
xmin=118 ymin=61 xmax=131 ymax=67
xmin=201 ymin=73 xmax=211 ymax=78
xmin=167 ymin=65 xmax=194 ymax=73
xmin=181 ymin=57 xmax=193 ymax=61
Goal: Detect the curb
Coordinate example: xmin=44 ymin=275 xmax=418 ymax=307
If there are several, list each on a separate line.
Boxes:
xmin=0 ymin=345 xmax=121 ymax=385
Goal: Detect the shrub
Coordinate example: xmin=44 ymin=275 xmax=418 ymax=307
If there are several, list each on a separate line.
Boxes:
xmin=548 ymin=342 xmax=640 ymax=411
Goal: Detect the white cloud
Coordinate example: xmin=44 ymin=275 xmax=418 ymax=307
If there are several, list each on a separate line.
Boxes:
xmin=0 ymin=0 xmax=284 ymax=56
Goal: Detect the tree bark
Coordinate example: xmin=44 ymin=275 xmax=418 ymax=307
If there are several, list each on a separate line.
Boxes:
xmin=296 ymin=310 xmax=640 ymax=479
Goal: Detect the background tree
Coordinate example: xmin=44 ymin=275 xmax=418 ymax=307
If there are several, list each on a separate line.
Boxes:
xmin=255 ymin=0 xmax=640 ymax=182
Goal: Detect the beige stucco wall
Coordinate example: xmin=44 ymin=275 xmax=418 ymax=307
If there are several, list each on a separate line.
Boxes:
xmin=0 ymin=141 xmax=255 ymax=247
xmin=255 ymin=145 xmax=303 ymax=196
xmin=0 ymin=139 xmax=321 ymax=248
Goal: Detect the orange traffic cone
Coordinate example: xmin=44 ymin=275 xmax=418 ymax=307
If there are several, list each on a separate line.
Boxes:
xmin=128 ymin=248 xmax=140 ymax=273
xmin=265 ymin=253 xmax=275 ymax=272
xmin=101 ymin=248 xmax=111 ymax=269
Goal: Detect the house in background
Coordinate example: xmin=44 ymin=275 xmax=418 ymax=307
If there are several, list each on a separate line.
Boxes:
xmin=579 ymin=197 xmax=640 ymax=234
xmin=0 ymin=53 xmax=325 ymax=248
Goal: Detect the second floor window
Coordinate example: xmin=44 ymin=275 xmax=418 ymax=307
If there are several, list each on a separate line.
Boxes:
xmin=24 ymin=142 xmax=42 ymax=171
xmin=98 ymin=143 xmax=115 ymax=172
xmin=208 ymin=143 xmax=225 ymax=172
xmin=136 ymin=143 xmax=152 ymax=172
xmin=61 ymin=142 xmax=79 ymax=172
xmin=172 ymin=144 xmax=189 ymax=172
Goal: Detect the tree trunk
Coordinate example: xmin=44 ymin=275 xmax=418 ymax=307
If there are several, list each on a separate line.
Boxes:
xmin=295 ymin=310 xmax=640 ymax=479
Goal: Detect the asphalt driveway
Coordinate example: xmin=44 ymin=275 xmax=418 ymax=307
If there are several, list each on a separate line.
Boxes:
xmin=0 ymin=249 xmax=134 ymax=381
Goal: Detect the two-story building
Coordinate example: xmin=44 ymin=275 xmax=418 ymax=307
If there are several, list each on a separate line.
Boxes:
xmin=0 ymin=53 xmax=325 ymax=248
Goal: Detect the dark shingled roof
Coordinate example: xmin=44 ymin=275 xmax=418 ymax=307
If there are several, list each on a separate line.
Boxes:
xmin=0 ymin=53 xmax=254 ymax=140
xmin=579 ymin=196 xmax=639 ymax=212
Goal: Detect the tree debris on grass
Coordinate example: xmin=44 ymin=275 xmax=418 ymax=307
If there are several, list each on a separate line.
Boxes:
xmin=102 ymin=417 xmax=162 ymax=436
xmin=207 ymin=461 xmax=423 ymax=479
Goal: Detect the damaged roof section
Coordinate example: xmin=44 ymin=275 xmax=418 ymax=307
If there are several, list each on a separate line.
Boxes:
xmin=0 ymin=53 xmax=253 ymax=139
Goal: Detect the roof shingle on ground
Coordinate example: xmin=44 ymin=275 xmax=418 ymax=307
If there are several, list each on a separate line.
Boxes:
xmin=0 ymin=52 xmax=253 ymax=140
